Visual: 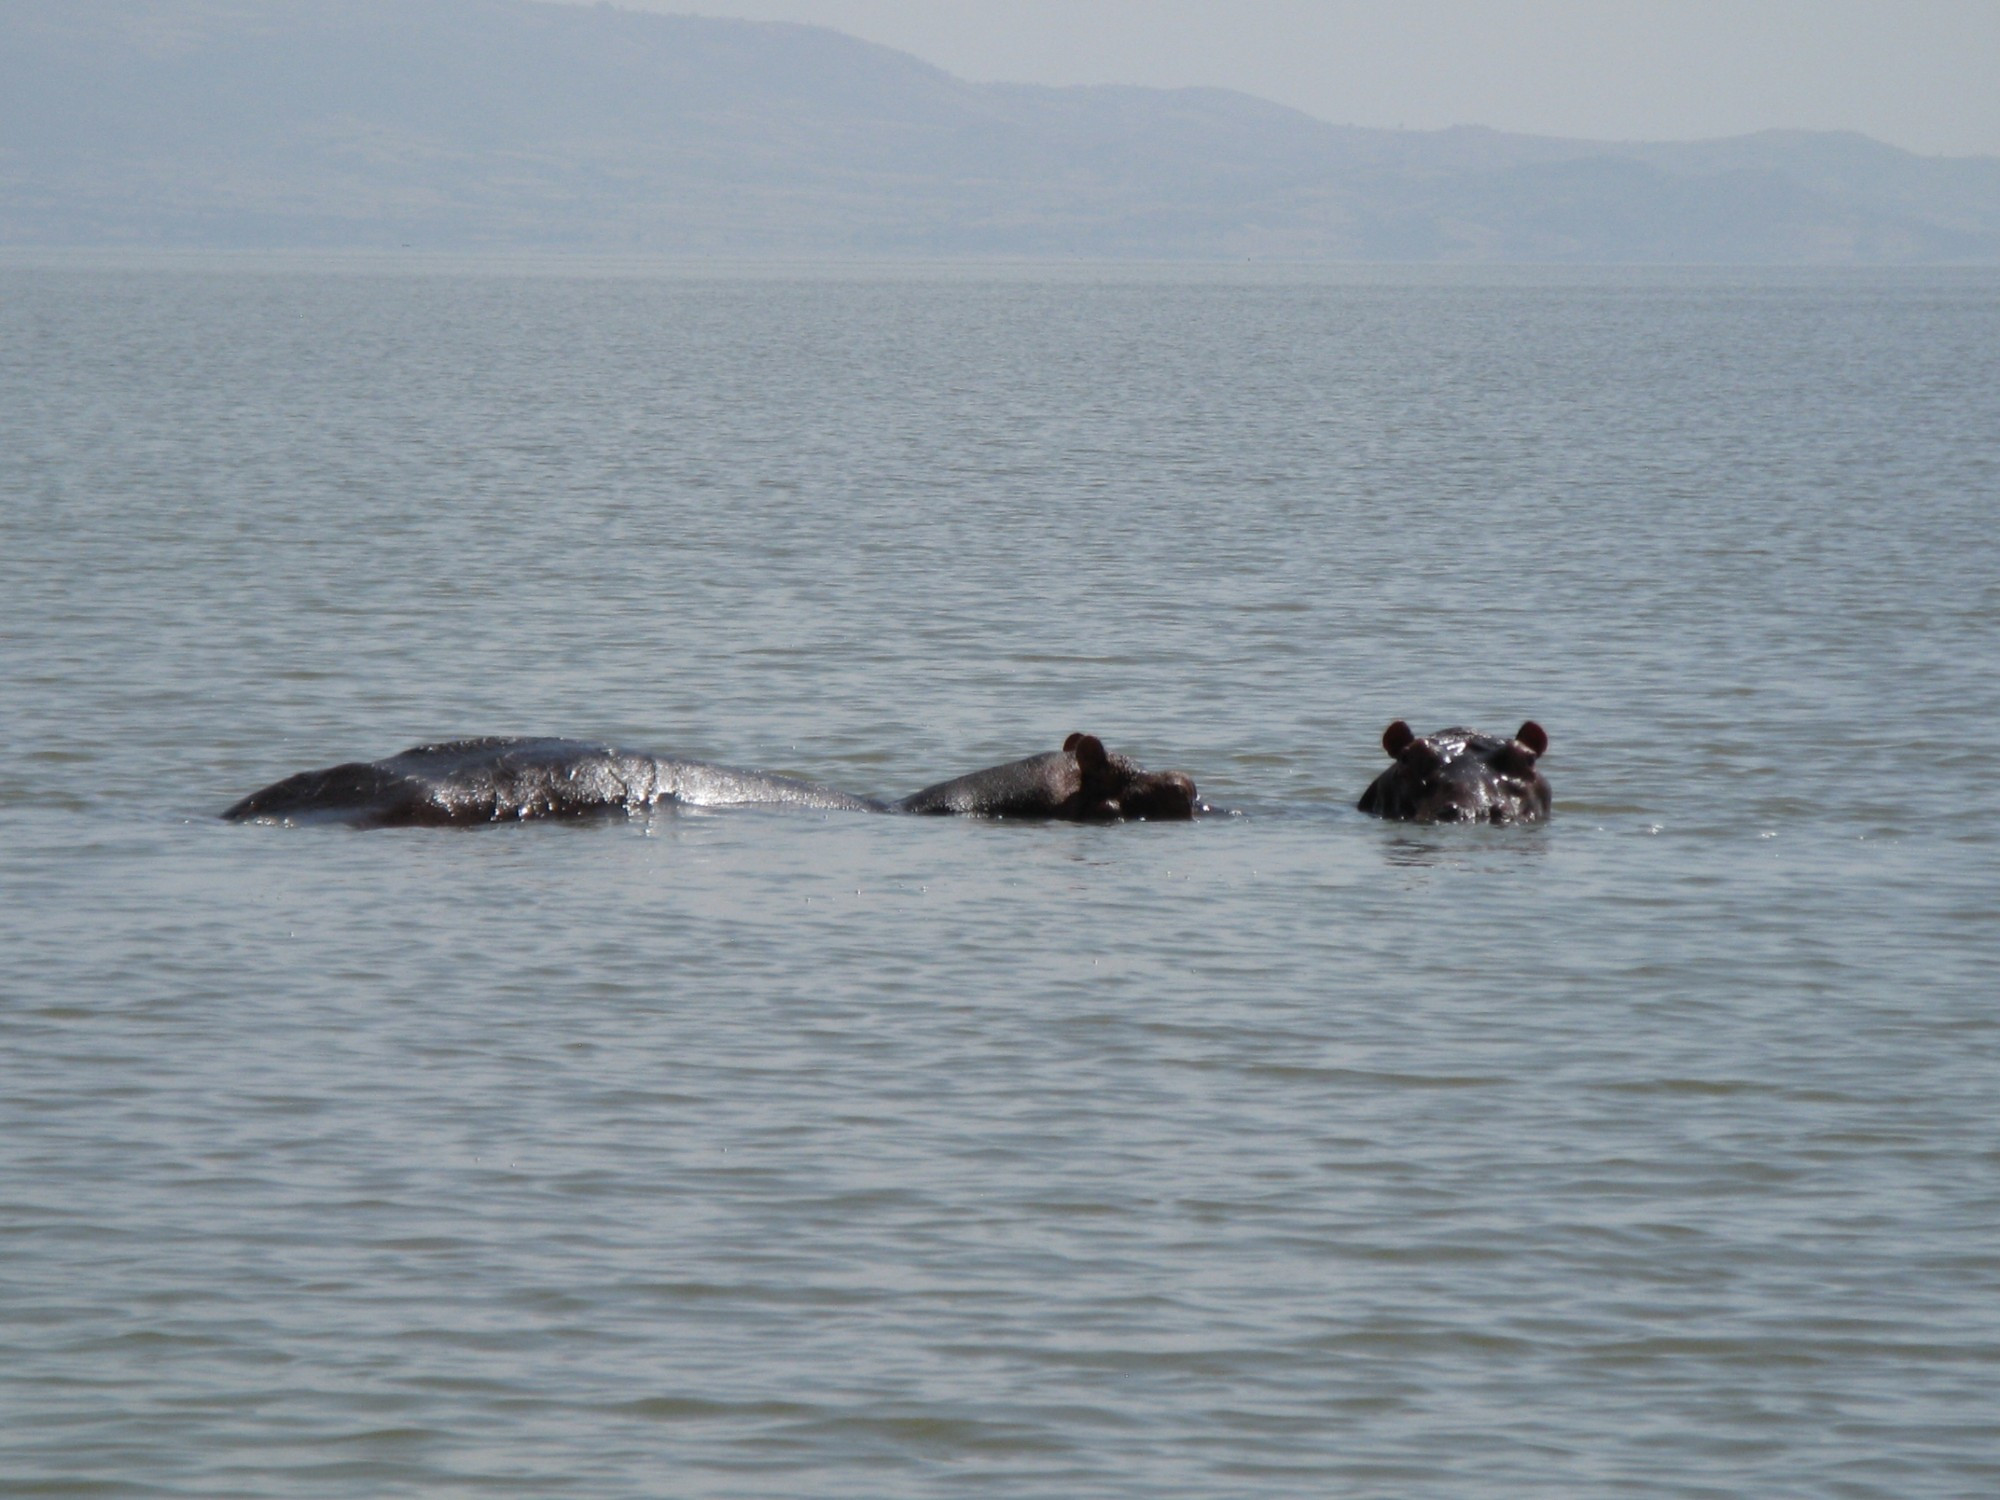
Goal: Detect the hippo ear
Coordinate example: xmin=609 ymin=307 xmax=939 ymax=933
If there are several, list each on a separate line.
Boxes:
xmin=1382 ymin=720 xmax=1415 ymax=758
xmin=1069 ymin=734 xmax=1110 ymax=773
xmin=1516 ymin=721 xmax=1548 ymax=757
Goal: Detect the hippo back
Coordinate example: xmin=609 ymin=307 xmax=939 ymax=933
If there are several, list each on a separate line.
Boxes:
xmin=896 ymin=748 xmax=1079 ymax=818
xmin=224 ymin=737 xmax=882 ymax=826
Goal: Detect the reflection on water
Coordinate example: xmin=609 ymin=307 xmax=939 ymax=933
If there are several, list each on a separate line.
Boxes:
xmin=1373 ymin=827 xmax=1554 ymax=869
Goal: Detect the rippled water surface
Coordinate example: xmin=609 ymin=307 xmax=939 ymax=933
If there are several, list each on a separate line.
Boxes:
xmin=3 ymin=260 xmax=1998 ymax=1497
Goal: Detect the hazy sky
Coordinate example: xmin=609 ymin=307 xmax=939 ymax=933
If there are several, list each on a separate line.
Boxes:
xmin=557 ymin=0 xmax=2000 ymax=156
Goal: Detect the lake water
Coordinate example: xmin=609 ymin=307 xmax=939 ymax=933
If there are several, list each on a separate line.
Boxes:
xmin=3 ymin=258 xmax=1997 ymax=1497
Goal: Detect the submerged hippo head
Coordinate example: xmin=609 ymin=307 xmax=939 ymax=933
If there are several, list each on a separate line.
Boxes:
xmin=1357 ymin=720 xmax=1551 ymax=824
xmin=1061 ymin=732 xmax=1200 ymax=821
xmin=896 ymin=732 xmax=1198 ymax=821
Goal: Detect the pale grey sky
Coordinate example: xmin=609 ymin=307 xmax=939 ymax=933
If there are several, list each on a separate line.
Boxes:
xmin=555 ymin=0 xmax=2000 ymax=157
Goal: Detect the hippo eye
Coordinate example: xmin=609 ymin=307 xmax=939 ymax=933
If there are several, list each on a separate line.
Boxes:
xmin=1400 ymin=741 xmax=1443 ymax=774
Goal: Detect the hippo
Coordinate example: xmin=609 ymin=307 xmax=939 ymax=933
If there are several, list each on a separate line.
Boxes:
xmin=1357 ymin=721 xmax=1551 ymax=824
xmin=222 ymin=736 xmax=884 ymax=827
xmin=224 ymin=731 xmax=1198 ymax=828
xmin=896 ymin=732 xmax=1197 ymax=821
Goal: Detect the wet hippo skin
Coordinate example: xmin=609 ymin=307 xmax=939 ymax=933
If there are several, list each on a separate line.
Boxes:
xmin=222 ymin=736 xmax=885 ymax=827
xmin=225 ymin=732 xmax=1198 ymax=828
xmin=896 ymin=732 xmax=1198 ymax=821
xmin=1357 ymin=721 xmax=1551 ymax=824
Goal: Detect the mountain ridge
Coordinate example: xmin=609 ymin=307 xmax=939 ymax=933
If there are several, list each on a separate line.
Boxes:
xmin=4 ymin=0 xmax=1997 ymax=261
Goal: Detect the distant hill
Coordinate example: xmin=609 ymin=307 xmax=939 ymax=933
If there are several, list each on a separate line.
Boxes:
xmin=5 ymin=0 xmax=1998 ymax=261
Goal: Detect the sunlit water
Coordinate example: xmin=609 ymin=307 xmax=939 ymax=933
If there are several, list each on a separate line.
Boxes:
xmin=3 ymin=259 xmax=1997 ymax=1498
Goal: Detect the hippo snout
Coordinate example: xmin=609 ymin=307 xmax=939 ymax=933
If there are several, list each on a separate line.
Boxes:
xmin=1116 ymin=770 xmax=1198 ymax=821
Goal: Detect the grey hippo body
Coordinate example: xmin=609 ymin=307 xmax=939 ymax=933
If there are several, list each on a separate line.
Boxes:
xmin=224 ymin=733 xmax=1198 ymax=827
xmin=1357 ymin=721 xmax=1551 ymax=824
xmin=222 ymin=737 xmax=883 ymax=828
